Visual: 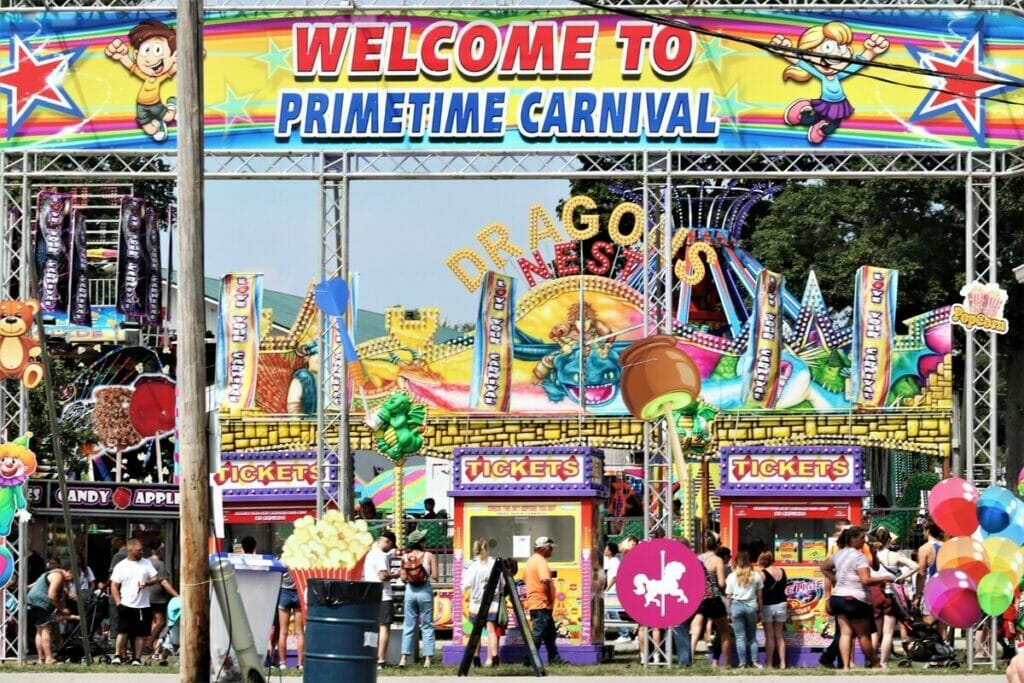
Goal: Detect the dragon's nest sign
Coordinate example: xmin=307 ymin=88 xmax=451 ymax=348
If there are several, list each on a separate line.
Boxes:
xmin=1 ymin=9 xmax=1021 ymax=151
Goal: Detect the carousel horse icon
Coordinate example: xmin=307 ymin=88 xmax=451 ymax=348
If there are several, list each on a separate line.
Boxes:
xmin=633 ymin=557 xmax=688 ymax=611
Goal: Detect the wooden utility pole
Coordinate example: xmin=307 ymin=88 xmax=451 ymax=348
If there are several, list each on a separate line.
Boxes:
xmin=176 ymin=1 xmax=210 ymax=680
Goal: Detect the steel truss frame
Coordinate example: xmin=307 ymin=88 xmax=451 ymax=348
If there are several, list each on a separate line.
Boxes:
xmin=0 ymin=0 xmax=1019 ymax=665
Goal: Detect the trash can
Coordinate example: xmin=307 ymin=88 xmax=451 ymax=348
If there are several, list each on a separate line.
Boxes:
xmin=209 ymin=553 xmax=284 ymax=675
xmin=304 ymin=580 xmax=382 ymax=682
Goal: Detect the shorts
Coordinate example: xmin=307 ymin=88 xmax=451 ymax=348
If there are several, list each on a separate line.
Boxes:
xmin=829 ymin=595 xmax=872 ymax=623
xmin=117 ymin=605 xmax=153 ymax=638
xmin=151 ymin=602 xmax=168 ymax=616
xmin=28 ymin=605 xmax=52 ymax=629
xmin=277 ymin=588 xmax=300 ymax=611
xmin=762 ymin=602 xmax=788 ymax=623
xmin=870 ymin=586 xmax=894 ymax=620
xmin=136 ymin=102 xmax=169 ymax=126
xmin=696 ymin=596 xmax=727 ymax=621
xmin=377 ymin=600 xmax=395 ymax=626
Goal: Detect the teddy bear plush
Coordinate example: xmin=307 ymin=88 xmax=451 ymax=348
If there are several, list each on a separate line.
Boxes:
xmin=0 ymin=299 xmax=43 ymax=389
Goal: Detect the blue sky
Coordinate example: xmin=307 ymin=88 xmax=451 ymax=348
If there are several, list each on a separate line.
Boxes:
xmin=204 ymin=178 xmax=570 ymax=324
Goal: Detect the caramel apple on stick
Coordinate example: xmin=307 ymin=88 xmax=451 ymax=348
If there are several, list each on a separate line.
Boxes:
xmin=619 ymin=335 xmax=702 ymax=484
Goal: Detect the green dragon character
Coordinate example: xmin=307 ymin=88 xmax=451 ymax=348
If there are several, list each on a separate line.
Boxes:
xmin=373 ymin=391 xmax=426 ymax=461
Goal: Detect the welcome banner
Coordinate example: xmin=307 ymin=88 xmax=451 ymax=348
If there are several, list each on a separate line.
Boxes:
xmin=0 ymin=10 xmax=1021 ymax=151
xmin=851 ymin=265 xmax=897 ymax=408
xmin=471 ymin=272 xmax=515 ymax=413
xmin=216 ymin=273 xmax=263 ymax=410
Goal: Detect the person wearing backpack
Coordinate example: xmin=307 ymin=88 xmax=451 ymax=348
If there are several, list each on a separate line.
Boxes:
xmin=398 ymin=529 xmax=438 ymax=668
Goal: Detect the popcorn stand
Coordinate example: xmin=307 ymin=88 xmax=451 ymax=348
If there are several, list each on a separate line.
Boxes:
xmin=717 ymin=445 xmax=869 ymax=665
xmin=442 ymin=446 xmax=606 ymax=665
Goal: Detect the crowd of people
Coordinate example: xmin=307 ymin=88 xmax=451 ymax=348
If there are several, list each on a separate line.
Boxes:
xmin=601 ymin=518 xmax=956 ymax=670
xmin=25 ymin=535 xmax=178 ymax=666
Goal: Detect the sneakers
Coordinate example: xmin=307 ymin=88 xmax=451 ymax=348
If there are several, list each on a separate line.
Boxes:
xmin=784 ymin=99 xmax=812 ymax=126
xmin=808 ymin=120 xmax=829 ymax=144
xmin=130 ymin=659 xmax=142 ymax=666
xmin=549 ymin=657 xmax=568 ymax=665
xmin=110 ymin=656 xmax=124 ymax=665
xmin=152 ymin=120 xmax=168 ymax=142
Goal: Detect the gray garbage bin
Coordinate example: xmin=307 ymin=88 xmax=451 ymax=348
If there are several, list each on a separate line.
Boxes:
xmin=304 ymin=580 xmax=382 ymax=682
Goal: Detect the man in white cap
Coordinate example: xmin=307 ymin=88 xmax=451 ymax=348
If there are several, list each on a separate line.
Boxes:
xmin=523 ymin=537 xmax=566 ymax=665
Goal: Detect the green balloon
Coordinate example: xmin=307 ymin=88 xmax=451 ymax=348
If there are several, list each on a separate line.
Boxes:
xmin=978 ymin=572 xmax=1016 ymax=617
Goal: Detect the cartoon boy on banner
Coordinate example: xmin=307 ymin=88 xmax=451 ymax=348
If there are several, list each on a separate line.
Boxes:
xmin=0 ymin=434 xmax=36 ymax=589
xmin=770 ymin=22 xmax=889 ymax=143
xmin=105 ymin=20 xmax=178 ymax=142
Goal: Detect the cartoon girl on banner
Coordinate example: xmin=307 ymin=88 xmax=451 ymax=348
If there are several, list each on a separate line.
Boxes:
xmin=0 ymin=434 xmax=37 ymax=588
xmin=770 ymin=22 xmax=889 ymax=143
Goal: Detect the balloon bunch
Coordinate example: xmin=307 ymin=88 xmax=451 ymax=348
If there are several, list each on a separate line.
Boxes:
xmin=925 ymin=478 xmax=1024 ymax=629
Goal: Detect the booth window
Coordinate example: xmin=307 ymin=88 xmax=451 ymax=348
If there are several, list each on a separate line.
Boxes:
xmin=737 ymin=518 xmax=833 ymax=564
xmin=468 ymin=515 xmax=576 ymax=563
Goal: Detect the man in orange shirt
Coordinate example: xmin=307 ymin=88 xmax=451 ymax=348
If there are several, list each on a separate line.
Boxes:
xmin=523 ymin=537 xmax=566 ymax=665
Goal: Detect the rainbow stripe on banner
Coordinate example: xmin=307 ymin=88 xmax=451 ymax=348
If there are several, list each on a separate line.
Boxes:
xmin=744 ymin=269 xmax=784 ymax=408
xmin=0 ymin=10 xmax=1022 ymax=151
xmin=471 ymin=272 xmax=515 ymax=413
xmin=851 ymin=266 xmax=897 ymax=408
xmin=216 ymin=273 xmax=263 ymax=410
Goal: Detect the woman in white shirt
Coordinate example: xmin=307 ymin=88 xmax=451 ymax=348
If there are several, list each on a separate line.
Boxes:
xmin=461 ymin=538 xmax=500 ymax=667
xmin=820 ymin=526 xmax=893 ymax=669
xmin=725 ymin=551 xmax=763 ymax=668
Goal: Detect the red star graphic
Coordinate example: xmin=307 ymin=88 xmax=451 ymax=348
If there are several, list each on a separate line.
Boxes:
xmin=920 ymin=36 xmax=988 ymax=128
xmin=0 ymin=36 xmax=83 ymax=137
xmin=909 ymin=33 xmax=1024 ymax=146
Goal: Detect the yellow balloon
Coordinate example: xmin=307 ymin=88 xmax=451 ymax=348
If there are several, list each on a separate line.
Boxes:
xmin=982 ymin=536 xmax=1024 ymax=584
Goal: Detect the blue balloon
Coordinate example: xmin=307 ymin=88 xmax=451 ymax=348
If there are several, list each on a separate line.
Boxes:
xmin=994 ymin=519 xmax=1024 ymax=545
xmin=978 ymin=486 xmax=1022 ymax=534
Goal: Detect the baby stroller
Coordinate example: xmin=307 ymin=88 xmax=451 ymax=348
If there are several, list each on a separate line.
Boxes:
xmin=55 ymin=590 xmax=114 ymax=664
xmin=151 ymin=596 xmax=182 ymax=666
xmin=889 ymin=582 xmax=958 ymax=667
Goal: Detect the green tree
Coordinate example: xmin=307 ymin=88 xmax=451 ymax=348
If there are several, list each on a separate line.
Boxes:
xmin=748 ymin=176 xmax=1024 ymax=485
xmin=24 ymin=358 xmax=97 ymax=479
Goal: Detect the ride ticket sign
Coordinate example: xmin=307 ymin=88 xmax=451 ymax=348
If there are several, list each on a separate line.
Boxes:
xmin=1 ymin=9 xmax=1022 ymax=151
xmin=719 ymin=445 xmax=867 ymax=494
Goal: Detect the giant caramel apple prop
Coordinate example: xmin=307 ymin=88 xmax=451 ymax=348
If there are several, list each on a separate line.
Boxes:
xmin=619 ymin=335 xmax=702 ymax=485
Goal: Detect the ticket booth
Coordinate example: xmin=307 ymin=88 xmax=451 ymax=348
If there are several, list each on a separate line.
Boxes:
xmin=441 ymin=446 xmax=605 ymax=666
xmin=717 ymin=445 xmax=868 ymax=666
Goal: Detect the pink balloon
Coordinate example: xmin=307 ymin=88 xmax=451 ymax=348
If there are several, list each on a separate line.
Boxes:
xmin=924 ymin=569 xmax=983 ymax=629
xmin=928 ymin=477 xmax=980 ymax=537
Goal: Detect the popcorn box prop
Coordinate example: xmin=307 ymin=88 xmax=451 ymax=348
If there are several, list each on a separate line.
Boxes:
xmin=291 ymin=559 xmax=367 ymax=614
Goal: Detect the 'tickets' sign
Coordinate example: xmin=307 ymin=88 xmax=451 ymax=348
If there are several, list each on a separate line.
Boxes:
xmin=719 ymin=446 xmax=864 ymax=493
xmin=212 ymin=450 xmax=338 ymax=503
xmin=451 ymin=447 xmax=604 ymax=495
xmin=461 ymin=454 xmax=583 ymax=485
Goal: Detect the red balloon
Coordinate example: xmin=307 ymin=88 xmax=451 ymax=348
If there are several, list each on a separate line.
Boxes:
xmin=928 ymin=477 xmax=980 ymax=537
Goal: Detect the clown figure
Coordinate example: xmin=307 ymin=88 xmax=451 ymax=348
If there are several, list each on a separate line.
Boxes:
xmin=0 ymin=433 xmax=36 ymax=543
